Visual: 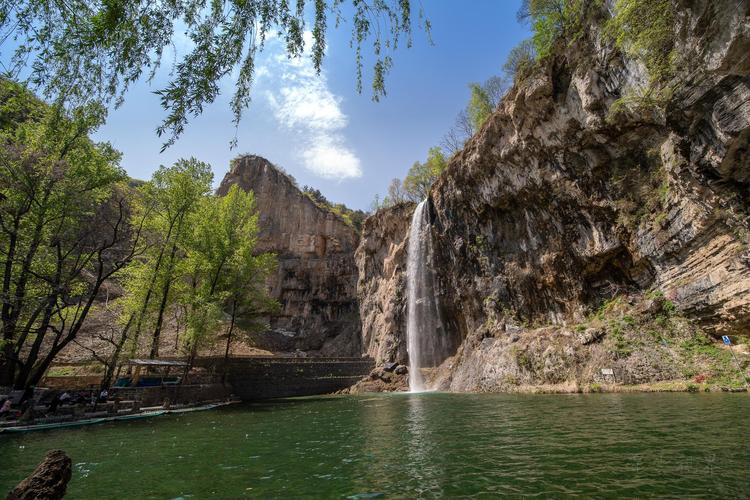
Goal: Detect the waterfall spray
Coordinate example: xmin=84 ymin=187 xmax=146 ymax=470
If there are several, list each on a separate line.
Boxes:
xmin=406 ymin=199 xmax=448 ymax=392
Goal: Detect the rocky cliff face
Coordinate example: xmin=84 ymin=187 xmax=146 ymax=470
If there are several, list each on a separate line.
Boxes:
xmin=218 ymin=155 xmax=361 ymax=356
xmin=355 ymin=202 xmax=414 ymax=364
xmin=357 ymin=1 xmax=750 ymax=390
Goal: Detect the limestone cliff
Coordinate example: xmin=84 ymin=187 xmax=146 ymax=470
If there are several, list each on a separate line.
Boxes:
xmin=218 ymin=155 xmax=361 ymax=356
xmin=357 ymin=1 xmax=750 ymax=390
xmin=355 ymin=202 xmax=414 ymax=364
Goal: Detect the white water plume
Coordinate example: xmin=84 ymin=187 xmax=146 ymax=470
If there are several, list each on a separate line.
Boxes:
xmin=406 ymin=200 xmax=449 ymax=392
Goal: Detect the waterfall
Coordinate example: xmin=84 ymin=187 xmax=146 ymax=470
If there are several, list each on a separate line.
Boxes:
xmin=406 ymin=199 xmax=447 ymax=393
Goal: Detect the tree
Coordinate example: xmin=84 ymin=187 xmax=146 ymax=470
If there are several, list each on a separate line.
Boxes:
xmin=402 ymin=147 xmax=448 ymax=202
xmin=385 ymin=178 xmax=408 ymax=205
xmin=121 ymin=159 xmax=213 ymax=359
xmin=517 ymin=0 xmax=566 ymax=59
xmin=177 ymin=185 xmax=278 ymax=370
xmin=0 ymin=80 xmax=145 ymax=389
xmin=0 ymin=0 xmax=428 ymax=149
xmin=503 ymin=39 xmax=537 ymax=80
xmin=516 ymin=0 xmax=594 ymax=61
xmin=442 ymin=76 xmax=508 ymax=154
xmin=605 ymin=0 xmax=676 ymax=82
xmin=441 ymin=109 xmax=474 ymax=154
xmin=302 ymin=185 xmax=367 ymax=231
xmin=467 ymin=84 xmax=494 ymax=133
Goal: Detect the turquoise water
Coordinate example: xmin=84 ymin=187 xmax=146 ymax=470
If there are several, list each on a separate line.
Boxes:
xmin=1 ymin=393 xmax=749 ymax=498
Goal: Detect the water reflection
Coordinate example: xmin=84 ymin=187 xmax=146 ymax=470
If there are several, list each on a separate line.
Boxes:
xmin=1 ymin=394 xmax=749 ymax=498
xmin=405 ymin=394 xmax=443 ymax=495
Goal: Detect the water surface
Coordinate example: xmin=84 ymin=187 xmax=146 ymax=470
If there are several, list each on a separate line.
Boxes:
xmin=1 ymin=393 xmax=748 ymax=498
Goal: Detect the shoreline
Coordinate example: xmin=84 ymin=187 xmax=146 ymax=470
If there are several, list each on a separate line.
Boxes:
xmin=0 ymin=400 xmax=240 ymax=434
xmin=356 ymin=379 xmax=750 ymax=395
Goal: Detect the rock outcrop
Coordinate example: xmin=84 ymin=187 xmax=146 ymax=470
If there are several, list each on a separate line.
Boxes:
xmin=355 ymin=203 xmax=414 ymax=365
xmin=218 ymin=155 xmax=361 ymax=356
xmin=356 ymin=1 xmax=750 ymax=390
xmin=7 ymin=450 xmax=72 ymax=500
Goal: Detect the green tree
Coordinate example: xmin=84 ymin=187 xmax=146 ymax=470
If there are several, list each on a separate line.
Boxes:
xmin=1 ymin=0 xmax=428 ymax=149
xmin=516 ymin=0 xmax=593 ymax=61
xmin=467 ymin=84 xmax=494 ymax=133
xmin=442 ymin=76 xmax=508 ymax=153
xmin=605 ymin=0 xmax=676 ymax=82
xmin=503 ymin=39 xmax=536 ymax=80
xmin=122 ymin=158 xmax=213 ymax=359
xmin=0 ymin=80 xmax=143 ymax=389
xmin=402 ymin=147 xmax=448 ymax=202
xmin=178 ymin=185 xmax=277 ymax=368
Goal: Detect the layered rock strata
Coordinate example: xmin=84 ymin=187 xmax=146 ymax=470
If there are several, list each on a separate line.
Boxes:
xmin=218 ymin=155 xmax=362 ymax=356
xmin=356 ymin=1 xmax=750 ymax=390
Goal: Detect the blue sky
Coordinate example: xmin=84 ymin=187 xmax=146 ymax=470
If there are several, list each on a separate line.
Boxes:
xmin=32 ymin=1 xmax=531 ymax=211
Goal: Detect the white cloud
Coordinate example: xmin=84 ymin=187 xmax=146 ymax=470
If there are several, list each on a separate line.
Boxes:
xmin=261 ymin=31 xmax=362 ymax=179
xmin=301 ymin=136 xmax=362 ymax=179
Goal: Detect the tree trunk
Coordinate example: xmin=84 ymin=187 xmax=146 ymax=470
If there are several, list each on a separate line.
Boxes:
xmin=149 ymin=217 xmax=183 ymax=359
xmin=101 ymin=316 xmax=133 ymax=390
xmin=222 ymin=300 xmax=237 ymax=385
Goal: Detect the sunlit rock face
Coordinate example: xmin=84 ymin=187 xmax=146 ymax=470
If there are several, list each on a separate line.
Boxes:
xmin=355 ymin=203 xmax=413 ymax=366
xmin=218 ymin=155 xmax=361 ymax=356
xmin=357 ymin=1 xmax=750 ymax=389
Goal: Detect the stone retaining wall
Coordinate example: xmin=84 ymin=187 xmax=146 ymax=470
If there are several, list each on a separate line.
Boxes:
xmin=194 ymin=357 xmax=374 ymax=400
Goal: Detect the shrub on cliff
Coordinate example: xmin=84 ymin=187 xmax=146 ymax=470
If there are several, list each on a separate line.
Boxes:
xmin=604 ymin=0 xmax=677 ymax=83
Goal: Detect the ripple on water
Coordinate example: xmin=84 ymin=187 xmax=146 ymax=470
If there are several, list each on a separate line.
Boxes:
xmin=1 ymin=394 xmax=749 ymax=498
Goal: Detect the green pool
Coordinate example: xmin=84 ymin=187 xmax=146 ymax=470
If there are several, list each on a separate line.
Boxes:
xmin=1 ymin=393 xmax=748 ymax=498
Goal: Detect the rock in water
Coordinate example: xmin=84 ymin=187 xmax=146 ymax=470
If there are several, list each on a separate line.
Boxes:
xmin=7 ymin=450 xmax=72 ymax=500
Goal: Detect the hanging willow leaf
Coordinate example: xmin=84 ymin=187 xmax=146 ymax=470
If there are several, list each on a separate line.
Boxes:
xmin=0 ymin=0 xmax=428 ymax=149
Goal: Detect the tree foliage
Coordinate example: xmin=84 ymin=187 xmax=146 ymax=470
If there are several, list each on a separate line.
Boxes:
xmin=442 ymin=76 xmax=508 ymax=154
xmin=379 ymin=146 xmax=447 ymax=207
xmin=0 ymin=79 xmax=143 ymax=389
xmin=517 ymin=0 xmax=593 ymax=60
xmin=302 ymin=186 xmax=367 ymax=231
xmin=0 ymin=80 xmax=279 ymax=388
xmin=178 ymin=184 xmax=278 ymax=359
xmin=605 ymin=0 xmax=677 ymax=82
xmin=122 ymin=158 xmax=213 ymax=359
xmin=467 ymin=84 xmax=493 ymax=133
xmin=503 ymin=39 xmax=536 ymax=80
xmin=0 ymin=0 xmax=428 ymax=149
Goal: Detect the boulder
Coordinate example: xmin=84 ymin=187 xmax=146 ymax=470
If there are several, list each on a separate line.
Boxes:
xmin=7 ymin=450 xmax=72 ymax=500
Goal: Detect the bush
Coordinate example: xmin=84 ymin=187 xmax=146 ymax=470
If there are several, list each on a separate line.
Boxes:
xmin=604 ymin=0 xmax=677 ymax=82
xmin=503 ymin=39 xmax=537 ymax=80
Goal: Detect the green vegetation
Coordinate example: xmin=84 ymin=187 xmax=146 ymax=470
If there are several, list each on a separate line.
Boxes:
xmin=376 ymin=147 xmax=449 ymax=208
xmin=513 ymin=0 xmax=597 ymax=70
xmin=604 ymin=0 xmax=677 ymax=83
xmin=302 ymin=186 xmax=367 ymax=231
xmin=373 ymin=73 xmax=509 ymax=211
xmin=442 ymin=76 xmax=507 ymax=154
xmin=509 ymin=0 xmax=677 ymax=120
xmin=0 ymin=79 xmax=133 ymax=389
xmin=572 ymin=291 xmax=749 ymax=389
xmin=467 ymin=84 xmax=494 ymax=132
xmin=610 ymin=148 xmax=674 ymax=233
xmin=121 ymin=161 xmax=278 ymax=369
xmin=0 ymin=80 xmax=278 ymax=390
xmin=503 ymin=40 xmax=537 ymax=81
xmin=1 ymin=0 xmax=426 ymax=149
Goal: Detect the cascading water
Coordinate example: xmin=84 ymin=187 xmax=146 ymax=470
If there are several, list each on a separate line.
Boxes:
xmin=406 ymin=199 xmax=448 ymax=393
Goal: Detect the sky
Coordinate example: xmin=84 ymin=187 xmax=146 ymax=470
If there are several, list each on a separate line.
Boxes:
xmin=14 ymin=1 xmax=531 ymax=211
